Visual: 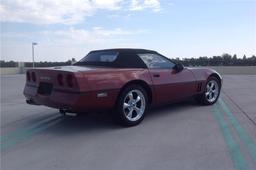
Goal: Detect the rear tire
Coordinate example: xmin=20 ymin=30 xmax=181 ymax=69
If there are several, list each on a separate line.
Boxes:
xmin=113 ymin=85 xmax=148 ymax=126
xmin=195 ymin=77 xmax=221 ymax=105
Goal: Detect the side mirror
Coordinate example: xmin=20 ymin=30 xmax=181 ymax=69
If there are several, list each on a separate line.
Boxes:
xmin=174 ymin=63 xmax=184 ymax=72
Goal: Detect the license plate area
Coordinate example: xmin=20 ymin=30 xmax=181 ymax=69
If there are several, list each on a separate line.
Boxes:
xmin=38 ymin=82 xmax=53 ymax=96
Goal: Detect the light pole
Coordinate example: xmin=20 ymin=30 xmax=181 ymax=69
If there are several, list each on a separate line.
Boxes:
xmin=32 ymin=42 xmax=38 ymax=68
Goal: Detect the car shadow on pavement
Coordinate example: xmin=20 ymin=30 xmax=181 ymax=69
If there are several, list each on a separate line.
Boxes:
xmin=148 ymin=99 xmax=199 ymax=116
xmin=33 ymin=99 xmax=202 ymax=136
xmin=1 ymin=99 xmax=206 ymax=153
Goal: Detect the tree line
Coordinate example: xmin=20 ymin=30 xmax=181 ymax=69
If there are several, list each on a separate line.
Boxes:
xmin=1 ymin=54 xmax=256 ymax=67
xmin=0 ymin=60 xmax=72 ymax=68
xmin=173 ymin=54 xmax=256 ymax=66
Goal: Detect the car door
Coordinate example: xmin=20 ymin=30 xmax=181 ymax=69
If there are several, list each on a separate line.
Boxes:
xmin=138 ymin=53 xmax=197 ymax=104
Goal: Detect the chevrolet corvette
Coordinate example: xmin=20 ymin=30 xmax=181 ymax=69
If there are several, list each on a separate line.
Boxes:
xmin=24 ymin=49 xmax=222 ymax=126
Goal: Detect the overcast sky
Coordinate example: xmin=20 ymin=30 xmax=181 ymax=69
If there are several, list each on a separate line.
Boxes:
xmin=1 ymin=0 xmax=256 ymax=62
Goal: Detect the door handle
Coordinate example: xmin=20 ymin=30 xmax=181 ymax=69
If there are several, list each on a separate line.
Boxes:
xmin=153 ymin=74 xmax=160 ymax=78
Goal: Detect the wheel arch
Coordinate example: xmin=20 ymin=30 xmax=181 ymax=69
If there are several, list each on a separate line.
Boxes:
xmin=209 ymin=73 xmax=222 ymax=87
xmin=117 ymin=80 xmax=153 ymax=105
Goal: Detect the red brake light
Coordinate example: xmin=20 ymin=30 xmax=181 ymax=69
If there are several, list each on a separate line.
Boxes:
xmin=57 ymin=74 xmax=64 ymax=86
xmin=66 ymin=74 xmax=74 ymax=88
xmin=26 ymin=71 xmax=31 ymax=82
xmin=31 ymin=72 xmax=36 ymax=82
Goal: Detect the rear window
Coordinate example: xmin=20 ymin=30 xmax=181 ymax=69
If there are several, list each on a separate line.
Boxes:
xmin=79 ymin=51 xmax=118 ymax=63
xmin=74 ymin=50 xmax=147 ymax=68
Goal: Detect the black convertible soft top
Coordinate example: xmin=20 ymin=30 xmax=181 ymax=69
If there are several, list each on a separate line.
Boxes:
xmin=75 ymin=48 xmax=158 ymax=68
xmin=90 ymin=48 xmax=157 ymax=54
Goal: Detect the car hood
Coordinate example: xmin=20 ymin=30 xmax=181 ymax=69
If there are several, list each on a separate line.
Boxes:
xmin=186 ymin=67 xmax=222 ymax=81
xmin=186 ymin=67 xmax=219 ymax=74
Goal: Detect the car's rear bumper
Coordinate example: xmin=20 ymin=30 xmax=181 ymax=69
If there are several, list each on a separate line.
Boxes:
xmin=24 ymin=84 xmax=119 ymax=112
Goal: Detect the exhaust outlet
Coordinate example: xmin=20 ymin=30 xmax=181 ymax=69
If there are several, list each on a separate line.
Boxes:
xmin=26 ymin=99 xmax=40 ymax=105
xmin=59 ymin=109 xmax=76 ymax=116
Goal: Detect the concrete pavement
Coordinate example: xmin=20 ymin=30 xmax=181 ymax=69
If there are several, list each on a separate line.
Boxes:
xmin=1 ymin=74 xmax=256 ymax=170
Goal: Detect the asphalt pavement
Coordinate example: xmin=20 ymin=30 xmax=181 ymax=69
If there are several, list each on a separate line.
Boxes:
xmin=1 ymin=74 xmax=256 ymax=170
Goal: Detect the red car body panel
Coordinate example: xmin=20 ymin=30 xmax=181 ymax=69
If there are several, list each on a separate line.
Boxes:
xmin=149 ymin=68 xmax=197 ymax=104
xmin=24 ymin=65 xmax=221 ymax=112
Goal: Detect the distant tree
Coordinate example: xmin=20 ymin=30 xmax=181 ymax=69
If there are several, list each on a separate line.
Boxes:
xmin=232 ymin=54 xmax=237 ymax=65
xmin=222 ymin=53 xmax=232 ymax=66
xmin=71 ymin=58 xmax=76 ymax=65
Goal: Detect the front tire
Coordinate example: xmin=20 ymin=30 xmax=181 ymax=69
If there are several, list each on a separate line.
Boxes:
xmin=196 ymin=77 xmax=221 ymax=105
xmin=114 ymin=85 xmax=148 ymax=126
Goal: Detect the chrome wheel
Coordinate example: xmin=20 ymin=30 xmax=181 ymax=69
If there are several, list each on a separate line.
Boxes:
xmin=123 ymin=89 xmax=146 ymax=122
xmin=205 ymin=80 xmax=219 ymax=103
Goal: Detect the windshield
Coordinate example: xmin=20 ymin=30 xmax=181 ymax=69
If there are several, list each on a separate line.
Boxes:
xmin=74 ymin=51 xmax=119 ymax=66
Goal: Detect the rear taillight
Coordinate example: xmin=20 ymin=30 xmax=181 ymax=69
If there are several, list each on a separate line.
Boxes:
xmin=26 ymin=71 xmax=31 ymax=82
xmin=66 ymin=74 xmax=74 ymax=88
xmin=31 ymin=72 xmax=36 ymax=82
xmin=57 ymin=74 xmax=64 ymax=86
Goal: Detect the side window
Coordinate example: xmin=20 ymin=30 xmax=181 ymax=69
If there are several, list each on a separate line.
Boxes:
xmin=138 ymin=53 xmax=175 ymax=69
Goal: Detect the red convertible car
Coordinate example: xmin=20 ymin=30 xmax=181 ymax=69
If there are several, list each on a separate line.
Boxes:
xmin=24 ymin=49 xmax=222 ymax=126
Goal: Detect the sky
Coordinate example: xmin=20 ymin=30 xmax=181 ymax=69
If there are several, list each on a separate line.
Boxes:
xmin=0 ymin=0 xmax=256 ymax=62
